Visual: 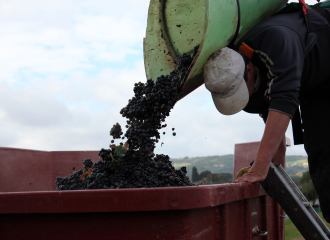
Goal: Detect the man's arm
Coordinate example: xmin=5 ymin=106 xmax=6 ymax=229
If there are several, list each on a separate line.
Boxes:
xmin=272 ymin=135 xmax=286 ymax=167
xmin=234 ymin=110 xmax=290 ymax=183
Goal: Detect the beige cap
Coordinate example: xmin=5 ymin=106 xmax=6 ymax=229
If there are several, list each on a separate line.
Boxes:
xmin=203 ymin=47 xmax=249 ymax=115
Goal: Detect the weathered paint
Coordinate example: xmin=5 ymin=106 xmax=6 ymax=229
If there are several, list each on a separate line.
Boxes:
xmin=165 ymin=0 xmax=206 ymax=58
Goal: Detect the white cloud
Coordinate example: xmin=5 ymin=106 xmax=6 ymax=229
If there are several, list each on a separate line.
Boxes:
xmin=0 ymin=0 xmax=148 ymax=86
xmin=0 ymin=81 xmax=70 ymax=127
xmin=0 ymin=59 xmax=147 ymax=151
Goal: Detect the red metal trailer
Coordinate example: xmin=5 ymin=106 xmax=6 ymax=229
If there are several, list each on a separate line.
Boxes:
xmin=0 ymin=143 xmax=284 ymax=240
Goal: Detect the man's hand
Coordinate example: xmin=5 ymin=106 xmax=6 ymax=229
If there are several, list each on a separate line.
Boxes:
xmin=233 ymin=138 xmax=285 ymax=183
xmin=234 ymin=110 xmax=290 ymax=184
xmin=234 ymin=171 xmax=265 ymax=183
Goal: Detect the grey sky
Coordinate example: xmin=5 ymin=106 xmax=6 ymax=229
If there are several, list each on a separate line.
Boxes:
xmin=0 ymin=0 xmax=319 ymax=157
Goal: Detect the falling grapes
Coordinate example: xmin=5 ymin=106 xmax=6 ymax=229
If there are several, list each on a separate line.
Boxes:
xmin=55 ymin=46 xmax=199 ymax=190
xmin=110 ymin=123 xmax=123 ymax=139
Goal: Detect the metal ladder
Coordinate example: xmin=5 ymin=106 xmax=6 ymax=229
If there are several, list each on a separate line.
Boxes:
xmin=260 ymin=162 xmax=330 ymax=239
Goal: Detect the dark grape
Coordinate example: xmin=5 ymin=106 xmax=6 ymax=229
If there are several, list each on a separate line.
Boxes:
xmin=55 ymin=46 xmax=200 ymax=190
xmin=110 ymin=123 xmax=123 ymax=139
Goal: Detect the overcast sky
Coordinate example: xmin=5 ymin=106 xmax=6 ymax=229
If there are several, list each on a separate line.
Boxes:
xmin=0 ymin=0 xmax=317 ymax=158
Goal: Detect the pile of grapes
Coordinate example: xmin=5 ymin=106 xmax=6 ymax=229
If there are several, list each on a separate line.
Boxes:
xmin=55 ymin=46 xmax=199 ymax=190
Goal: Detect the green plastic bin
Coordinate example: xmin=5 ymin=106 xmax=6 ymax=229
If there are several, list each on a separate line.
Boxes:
xmin=143 ymin=0 xmax=288 ymax=99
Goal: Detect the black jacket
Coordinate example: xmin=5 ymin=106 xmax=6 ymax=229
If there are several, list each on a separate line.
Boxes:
xmin=242 ymin=9 xmax=330 ymax=122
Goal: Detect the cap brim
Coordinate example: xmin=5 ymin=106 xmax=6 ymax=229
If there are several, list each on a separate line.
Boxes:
xmin=211 ymin=79 xmax=249 ymax=115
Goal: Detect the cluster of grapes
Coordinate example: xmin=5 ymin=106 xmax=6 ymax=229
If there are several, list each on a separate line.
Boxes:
xmin=55 ymin=46 xmax=199 ymax=190
xmin=55 ymin=149 xmax=191 ymax=190
xmin=110 ymin=123 xmax=123 ymax=140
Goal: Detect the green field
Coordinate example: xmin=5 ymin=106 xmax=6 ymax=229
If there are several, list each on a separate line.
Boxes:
xmin=170 ymin=155 xmax=309 ymax=179
xmin=286 ymin=159 xmax=309 ymax=168
xmin=285 ymin=212 xmax=330 ymax=239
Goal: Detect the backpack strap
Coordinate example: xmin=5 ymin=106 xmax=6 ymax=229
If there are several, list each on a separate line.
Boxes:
xmin=238 ymin=43 xmax=254 ymax=59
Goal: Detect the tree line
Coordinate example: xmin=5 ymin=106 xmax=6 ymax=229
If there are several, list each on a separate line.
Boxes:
xmin=191 ymin=166 xmax=232 ymax=183
xmin=192 ymin=166 xmax=317 ymax=202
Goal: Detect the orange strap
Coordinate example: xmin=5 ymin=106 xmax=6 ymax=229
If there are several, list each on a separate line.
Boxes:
xmin=239 ymin=42 xmax=254 ymax=60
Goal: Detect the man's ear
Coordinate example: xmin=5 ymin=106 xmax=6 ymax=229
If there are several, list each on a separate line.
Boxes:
xmin=246 ymin=62 xmax=253 ymax=75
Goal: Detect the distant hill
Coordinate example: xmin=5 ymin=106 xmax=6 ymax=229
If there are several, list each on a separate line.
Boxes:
xmin=170 ymin=155 xmax=308 ymax=180
xmin=285 ymin=155 xmax=308 ymax=162
xmin=285 ymin=156 xmax=309 ymax=176
xmin=171 ymin=155 xmax=234 ymax=179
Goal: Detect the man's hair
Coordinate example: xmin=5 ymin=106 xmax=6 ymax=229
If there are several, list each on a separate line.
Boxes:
xmin=238 ymin=52 xmax=250 ymax=81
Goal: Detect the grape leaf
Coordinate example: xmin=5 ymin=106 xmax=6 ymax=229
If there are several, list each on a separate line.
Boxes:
xmin=115 ymin=145 xmax=127 ymax=159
